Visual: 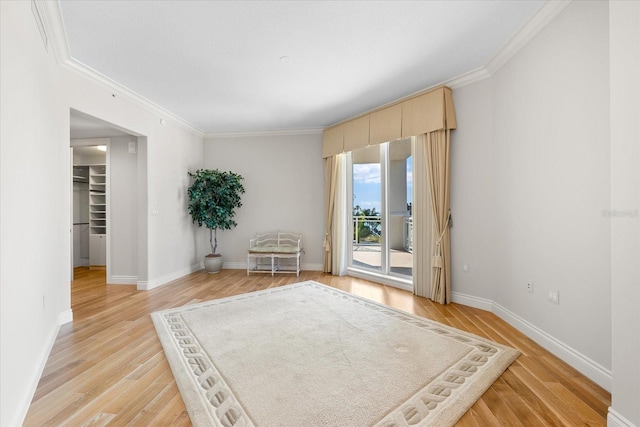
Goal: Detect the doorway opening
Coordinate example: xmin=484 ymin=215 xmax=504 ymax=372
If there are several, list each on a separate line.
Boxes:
xmin=71 ymin=144 xmax=108 ymax=273
xmin=347 ymin=137 xmax=413 ymax=290
xmin=70 ymin=109 xmax=148 ymax=287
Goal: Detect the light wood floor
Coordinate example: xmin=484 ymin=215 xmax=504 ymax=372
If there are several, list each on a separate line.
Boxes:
xmin=24 ymin=268 xmax=610 ymax=426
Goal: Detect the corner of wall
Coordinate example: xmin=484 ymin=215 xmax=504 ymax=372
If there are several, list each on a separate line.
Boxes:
xmin=58 ymin=309 xmax=73 ymax=325
xmin=138 ymin=262 xmax=204 ymax=291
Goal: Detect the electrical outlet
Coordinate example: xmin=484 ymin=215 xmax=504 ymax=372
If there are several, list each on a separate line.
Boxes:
xmin=527 ymin=282 xmax=534 ymax=293
xmin=548 ymin=290 xmax=560 ymax=304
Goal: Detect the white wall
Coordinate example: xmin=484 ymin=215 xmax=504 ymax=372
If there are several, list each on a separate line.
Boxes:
xmin=109 ymin=136 xmax=138 ymax=282
xmin=203 ymin=133 xmax=324 ymax=270
xmin=609 ymin=1 xmax=640 ymax=425
xmin=1 ymin=3 xmax=69 ymax=426
xmin=58 ymin=66 xmax=204 ymax=291
xmin=451 ymin=0 xmax=612 ymax=386
xmin=0 ymin=2 xmax=204 ymax=425
xmin=492 ymin=0 xmax=611 ymax=368
xmin=450 ymin=78 xmax=496 ymax=301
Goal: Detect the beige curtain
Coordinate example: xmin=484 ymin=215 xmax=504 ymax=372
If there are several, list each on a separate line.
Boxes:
xmin=425 ymin=129 xmax=452 ymax=304
xmin=323 ymin=156 xmax=338 ymax=272
xmin=412 ymin=135 xmax=432 ymax=298
xmin=331 ymin=154 xmax=348 ymax=275
xmin=323 ymin=154 xmax=347 ymax=275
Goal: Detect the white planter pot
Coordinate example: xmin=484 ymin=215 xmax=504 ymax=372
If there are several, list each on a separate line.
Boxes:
xmin=204 ymin=255 xmax=223 ymax=274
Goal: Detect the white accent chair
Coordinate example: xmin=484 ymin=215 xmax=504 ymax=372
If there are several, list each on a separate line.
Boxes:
xmin=247 ymin=231 xmax=302 ymax=276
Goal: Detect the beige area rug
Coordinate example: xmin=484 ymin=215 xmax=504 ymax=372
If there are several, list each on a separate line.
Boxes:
xmin=151 ymin=281 xmax=520 ymax=427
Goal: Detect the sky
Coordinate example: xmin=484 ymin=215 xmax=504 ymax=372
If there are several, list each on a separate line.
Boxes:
xmin=353 ymin=156 xmax=412 ymax=214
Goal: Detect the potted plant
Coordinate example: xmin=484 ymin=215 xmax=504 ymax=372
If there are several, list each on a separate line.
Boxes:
xmin=187 ymin=169 xmax=245 ymax=273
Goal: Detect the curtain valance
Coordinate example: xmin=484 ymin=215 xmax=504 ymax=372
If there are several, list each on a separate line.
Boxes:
xmin=322 ymin=86 xmax=456 ymax=158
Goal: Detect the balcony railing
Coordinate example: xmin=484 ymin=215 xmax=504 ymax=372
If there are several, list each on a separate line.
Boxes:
xmin=352 ymin=215 xmax=413 ymax=252
xmin=353 ymin=215 xmax=381 ymax=245
xmin=403 ymin=216 xmax=413 ymax=253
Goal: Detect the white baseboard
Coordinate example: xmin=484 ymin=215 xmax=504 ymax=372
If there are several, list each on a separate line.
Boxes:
xmin=452 ymin=291 xmax=612 ymax=392
xmin=302 ymin=263 xmax=323 ymax=271
xmin=12 ymin=319 xmax=61 ymax=427
xmin=492 ymin=301 xmax=611 ymax=391
xmin=138 ymin=262 xmax=204 ymax=291
xmin=451 ymin=291 xmax=494 ymax=311
xmin=109 ymin=275 xmax=138 ymax=285
xmin=222 ymin=261 xmax=245 ymax=270
xmin=58 ymin=309 xmax=73 ymax=325
xmin=608 ymin=408 xmax=637 ymax=427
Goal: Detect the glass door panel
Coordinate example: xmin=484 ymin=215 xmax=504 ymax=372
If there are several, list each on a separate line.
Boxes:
xmin=351 ymin=145 xmax=382 ymax=272
xmin=388 ymin=139 xmax=413 ymax=277
xmin=349 ymin=138 xmax=413 ymax=281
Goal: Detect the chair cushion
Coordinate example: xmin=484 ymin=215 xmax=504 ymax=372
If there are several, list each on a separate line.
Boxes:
xmin=249 ymin=245 xmax=299 ymax=254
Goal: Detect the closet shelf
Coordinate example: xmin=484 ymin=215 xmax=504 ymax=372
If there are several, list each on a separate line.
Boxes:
xmin=89 ymin=164 xmax=107 ymax=236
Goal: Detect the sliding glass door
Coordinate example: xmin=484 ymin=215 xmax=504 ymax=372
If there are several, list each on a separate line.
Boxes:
xmin=351 ymin=145 xmax=382 ymax=272
xmin=388 ymin=139 xmax=413 ymax=277
xmin=349 ymin=138 xmax=413 ymax=284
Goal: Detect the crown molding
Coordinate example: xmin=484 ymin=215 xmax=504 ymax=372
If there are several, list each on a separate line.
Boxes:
xmin=446 ymin=0 xmax=572 ymax=89
xmin=484 ymin=0 xmax=572 ymax=76
xmin=328 ymin=0 xmax=572 ymax=129
xmin=441 ymin=67 xmax=492 ymax=90
xmin=39 ymin=1 xmax=204 ymax=138
xmin=204 ymin=128 xmax=324 ymax=139
xmin=40 ymin=0 xmax=571 ymax=136
xmin=39 ymin=1 xmax=69 ymax=64
xmin=61 ymin=58 xmax=205 ymax=137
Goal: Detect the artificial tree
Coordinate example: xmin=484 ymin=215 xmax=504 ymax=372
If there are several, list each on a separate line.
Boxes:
xmin=187 ymin=169 xmax=245 ymax=272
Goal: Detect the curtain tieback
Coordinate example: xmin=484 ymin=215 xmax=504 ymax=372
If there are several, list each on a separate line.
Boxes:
xmin=323 ymin=233 xmax=331 ymax=252
xmin=432 ymin=210 xmax=451 ymax=269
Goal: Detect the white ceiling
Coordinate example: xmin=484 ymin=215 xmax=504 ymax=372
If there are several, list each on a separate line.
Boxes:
xmin=59 ymin=0 xmax=544 ymax=134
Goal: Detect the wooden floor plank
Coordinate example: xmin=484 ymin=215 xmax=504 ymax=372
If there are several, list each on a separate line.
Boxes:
xmin=500 ymin=368 xmax=566 ymax=427
xmin=463 ymin=397 xmax=501 ymax=426
xmin=510 ymin=365 xmax=604 ymax=426
xmin=478 ymin=384 xmax=524 ymax=427
xmin=152 ymin=392 xmax=191 ymax=426
xmin=23 ymin=268 xmax=610 ymax=426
